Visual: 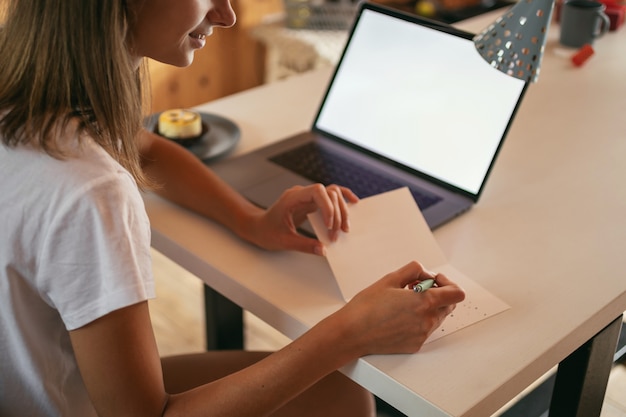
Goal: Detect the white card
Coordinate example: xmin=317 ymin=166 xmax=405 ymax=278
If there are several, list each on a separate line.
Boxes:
xmin=308 ymin=187 xmax=509 ymax=343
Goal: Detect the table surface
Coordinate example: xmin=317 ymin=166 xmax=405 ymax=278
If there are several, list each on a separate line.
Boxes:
xmin=144 ymin=10 xmax=626 ymax=417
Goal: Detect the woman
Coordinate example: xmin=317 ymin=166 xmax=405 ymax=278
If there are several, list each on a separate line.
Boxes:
xmin=0 ymin=1 xmax=465 ymax=416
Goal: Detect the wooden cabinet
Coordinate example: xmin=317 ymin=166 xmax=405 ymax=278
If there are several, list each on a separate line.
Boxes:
xmin=147 ymin=0 xmax=284 ymax=113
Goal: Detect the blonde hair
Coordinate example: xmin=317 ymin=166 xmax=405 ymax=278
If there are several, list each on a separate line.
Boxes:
xmin=0 ymin=0 xmax=151 ymax=188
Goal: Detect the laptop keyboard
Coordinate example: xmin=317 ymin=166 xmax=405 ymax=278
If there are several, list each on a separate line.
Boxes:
xmin=269 ymin=142 xmax=443 ymax=210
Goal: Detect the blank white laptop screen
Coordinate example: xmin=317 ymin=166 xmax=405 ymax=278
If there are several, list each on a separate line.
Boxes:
xmin=315 ymin=9 xmax=527 ymax=195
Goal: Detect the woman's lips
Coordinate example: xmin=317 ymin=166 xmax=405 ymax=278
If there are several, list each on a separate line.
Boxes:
xmin=189 ymin=31 xmax=208 ymax=48
xmin=189 ymin=32 xmax=207 ymax=40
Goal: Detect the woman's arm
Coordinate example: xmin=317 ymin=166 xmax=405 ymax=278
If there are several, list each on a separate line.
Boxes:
xmin=138 ymin=128 xmax=264 ymax=241
xmin=70 ymin=262 xmax=465 ymax=417
xmin=139 ymin=129 xmax=358 ymax=255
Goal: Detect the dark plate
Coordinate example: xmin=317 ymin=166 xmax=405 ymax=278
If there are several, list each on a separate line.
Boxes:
xmin=145 ymin=111 xmax=240 ymax=162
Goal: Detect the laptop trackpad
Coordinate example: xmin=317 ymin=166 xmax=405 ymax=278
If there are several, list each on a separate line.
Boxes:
xmin=242 ymin=171 xmax=313 ymax=209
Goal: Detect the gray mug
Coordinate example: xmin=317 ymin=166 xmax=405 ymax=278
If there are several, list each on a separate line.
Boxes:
xmin=560 ymin=0 xmax=611 ymax=47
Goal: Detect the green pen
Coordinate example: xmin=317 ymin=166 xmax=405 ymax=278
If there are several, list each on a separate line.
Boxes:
xmin=412 ymin=279 xmax=435 ymax=293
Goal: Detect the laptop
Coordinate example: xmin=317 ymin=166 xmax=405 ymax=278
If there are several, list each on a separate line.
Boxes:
xmin=210 ymin=2 xmax=528 ymax=230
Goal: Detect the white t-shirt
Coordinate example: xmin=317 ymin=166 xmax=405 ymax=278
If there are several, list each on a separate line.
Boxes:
xmin=0 ymin=127 xmax=155 ymax=416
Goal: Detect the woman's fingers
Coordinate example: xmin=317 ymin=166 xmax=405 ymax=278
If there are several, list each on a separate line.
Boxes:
xmin=310 ymin=185 xmax=357 ymax=228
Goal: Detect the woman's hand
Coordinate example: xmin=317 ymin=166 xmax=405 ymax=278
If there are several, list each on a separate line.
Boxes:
xmin=247 ymin=183 xmax=359 ymax=256
xmin=324 ymin=261 xmax=466 ymax=358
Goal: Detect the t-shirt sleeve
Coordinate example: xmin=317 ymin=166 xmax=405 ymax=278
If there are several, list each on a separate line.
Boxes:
xmin=37 ymin=172 xmax=155 ymax=331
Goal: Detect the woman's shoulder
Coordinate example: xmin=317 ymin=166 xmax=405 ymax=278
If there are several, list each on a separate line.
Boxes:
xmin=1 ymin=137 xmax=143 ymax=239
xmin=7 ymin=135 xmax=133 ymax=186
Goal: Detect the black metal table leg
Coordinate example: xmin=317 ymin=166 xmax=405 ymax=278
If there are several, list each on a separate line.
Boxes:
xmin=548 ymin=314 xmax=623 ymax=417
xmin=204 ymin=284 xmax=244 ymax=350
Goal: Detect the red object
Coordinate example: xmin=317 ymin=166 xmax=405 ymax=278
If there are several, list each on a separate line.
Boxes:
xmin=604 ymin=3 xmax=625 ymax=30
xmin=572 ymin=44 xmax=595 ymax=67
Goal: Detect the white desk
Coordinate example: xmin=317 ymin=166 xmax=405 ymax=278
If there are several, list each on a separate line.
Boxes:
xmin=144 ymin=10 xmax=626 ymax=417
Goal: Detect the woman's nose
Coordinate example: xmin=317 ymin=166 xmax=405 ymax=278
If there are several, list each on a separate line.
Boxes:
xmin=207 ymin=0 xmax=236 ymax=28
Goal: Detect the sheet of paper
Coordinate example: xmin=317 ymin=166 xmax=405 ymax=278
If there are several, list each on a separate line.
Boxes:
xmin=308 ymin=187 xmax=509 ymax=343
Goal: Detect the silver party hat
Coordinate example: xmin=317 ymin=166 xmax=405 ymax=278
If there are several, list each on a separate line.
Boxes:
xmin=473 ymin=0 xmax=555 ymax=82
